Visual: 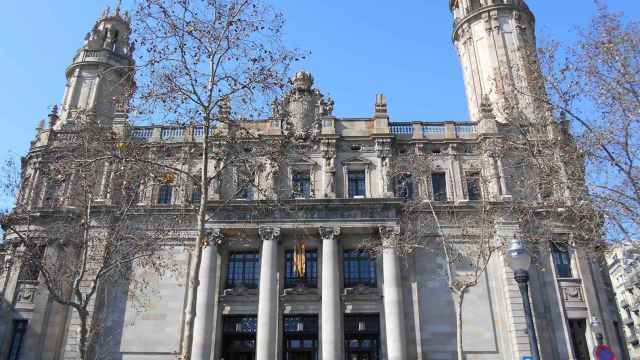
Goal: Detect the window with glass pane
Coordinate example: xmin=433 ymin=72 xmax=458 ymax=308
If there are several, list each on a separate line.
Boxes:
xmin=431 ymin=173 xmax=447 ymax=201
xmin=283 ymin=315 xmax=318 ymax=360
xmin=343 ymin=250 xmax=376 ymax=288
xmin=348 ymin=170 xmax=366 ymax=198
xmin=394 ymin=174 xmax=413 ymax=199
xmin=237 ymin=185 xmax=254 ymax=200
xmin=18 ymin=245 xmax=45 ymax=281
xmin=285 ymin=250 xmax=317 ymax=288
xmin=158 ymin=185 xmax=173 ymax=204
xmin=226 ymin=252 xmax=260 ymax=289
xmin=552 ymin=244 xmax=572 ymax=278
xmin=222 ymin=316 xmax=257 ymax=360
xmin=465 ymin=172 xmax=482 ymax=201
xmin=191 ymin=188 xmax=201 ymax=204
xmin=292 ymin=170 xmax=312 ymax=199
xmin=344 ymin=314 xmax=380 ymax=360
xmin=7 ymin=320 xmax=27 ymax=360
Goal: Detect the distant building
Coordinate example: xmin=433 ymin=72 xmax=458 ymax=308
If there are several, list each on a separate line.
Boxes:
xmin=0 ymin=1 xmax=627 ymax=359
xmin=607 ymin=244 xmax=640 ymax=359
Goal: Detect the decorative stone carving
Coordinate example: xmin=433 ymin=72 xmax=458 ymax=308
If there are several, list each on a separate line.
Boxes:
xmin=379 ymin=225 xmax=401 ymax=248
xmin=319 ymin=226 xmax=340 ymax=240
xmin=16 ymin=281 xmax=38 ymax=304
xmin=259 ymin=226 xmax=280 ymax=242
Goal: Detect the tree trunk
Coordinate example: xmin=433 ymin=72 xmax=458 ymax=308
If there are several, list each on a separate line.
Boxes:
xmin=455 ymin=290 xmax=465 ymax=360
xmin=180 ymin=122 xmax=210 ymax=360
xmin=78 ymin=310 xmax=89 ymax=360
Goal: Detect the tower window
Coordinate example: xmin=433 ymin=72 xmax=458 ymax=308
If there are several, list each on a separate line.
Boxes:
xmin=191 ymin=188 xmax=202 ymax=204
xmin=465 ymin=172 xmax=482 ymax=201
xmin=18 ymin=245 xmax=46 ymax=282
xmin=344 ymin=250 xmax=376 ymax=288
xmin=226 ymin=252 xmax=260 ymax=289
xmin=284 ymin=249 xmax=318 ymax=288
xmin=431 ymin=173 xmax=448 ymax=201
xmin=291 ymin=170 xmax=312 ymax=199
xmin=551 ymin=243 xmax=573 ymax=278
xmin=158 ymin=185 xmax=173 ymax=205
xmin=348 ymin=170 xmax=366 ymax=198
xmin=470 ymin=0 xmax=482 ymax=11
xmin=7 ymin=320 xmax=28 ymax=360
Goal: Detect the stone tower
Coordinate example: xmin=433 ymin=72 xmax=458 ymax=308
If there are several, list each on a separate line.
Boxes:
xmin=57 ymin=4 xmax=134 ymax=128
xmin=451 ymin=0 xmax=538 ymax=124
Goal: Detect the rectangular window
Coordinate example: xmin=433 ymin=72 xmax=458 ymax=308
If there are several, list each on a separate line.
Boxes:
xmin=394 ymin=174 xmax=413 ymax=199
xmin=226 ymin=252 xmax=260 ymax=289
xmin=283 ymin=315 xmax=319 ymax=360
xmin=158 ymin=185 xmax=173 ymax=205
xmin=285 ymin=249 xmax=318 ymax=288
xmin=552 ymin=244 xmax=573 ymax=278
xmin=7 ymin=320 xmax=27 ymax=360
xmin=348 ymin=170 xmax=366 ymax=198
xmin=465 ymin=172 xmax=482 ymax=201
xmin=191 ymin=189 xmax=201 ymax=204
xmin=343 ymin=250 xmax=376 ymax=288
xmin=222 ymin=316 xmax=257 ymax=360
xmin=18 ymin=245 xmax=45 ymax=282
xmin=292 ymin=170 xmax=312 ymax=199
xmin=431 ymin=173 xmax=447 ymax=201
xmin=237 ymin=185 xmax=254 ymax=200
xmin=344 ymin=314 xmax=380 ymax=360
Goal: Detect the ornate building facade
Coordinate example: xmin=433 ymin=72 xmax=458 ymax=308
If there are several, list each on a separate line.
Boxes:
xmin=0 ymin=1 xmax=627 ymax=359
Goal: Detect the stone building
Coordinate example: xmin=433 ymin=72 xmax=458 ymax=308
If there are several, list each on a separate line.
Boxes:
xmin=0 ymin=1 xmax=627 ymax=359
xmin=606 ymin=244 xmax=640 ymax=359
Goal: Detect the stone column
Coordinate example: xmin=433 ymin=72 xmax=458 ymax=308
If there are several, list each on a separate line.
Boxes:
xmin=191 ymin=229 xmax=222 ymax=360
xmin=380 ymin=226 xmax=407 ymax=360
xmin=320 ymin=227 xmax=342 ymax=359
xmin=256 ymin=226 xmax=280 ymax=360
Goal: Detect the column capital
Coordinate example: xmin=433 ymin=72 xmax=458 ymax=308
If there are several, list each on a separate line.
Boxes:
xmin=319 ymin=226 xmax=340 ymax=240
xmin=204 ymin=228 xmax=224 ymax=247
xmin=379 ymin=225 xmax=401 ymax=247
xmin=259 ymin=226 xmax=281 ymax=242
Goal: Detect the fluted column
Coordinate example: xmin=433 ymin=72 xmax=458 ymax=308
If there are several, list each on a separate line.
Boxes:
xmin=380 ymin=226 xmax=407 ymax=360
xmin=320 ymin=227 xmax=342 ymax=359
xmin=256 ymin=226 xmax=280 ymax=360
xmin=192 ymin=229 xmax=222 ymax=360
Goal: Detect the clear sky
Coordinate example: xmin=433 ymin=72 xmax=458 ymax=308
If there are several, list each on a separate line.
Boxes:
xmin=0 ymin=0 xmax=639 ymax=161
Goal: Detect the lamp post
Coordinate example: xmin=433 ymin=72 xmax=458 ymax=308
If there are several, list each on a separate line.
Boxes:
xmin=506 ymin=237 xmax=541 ymax=360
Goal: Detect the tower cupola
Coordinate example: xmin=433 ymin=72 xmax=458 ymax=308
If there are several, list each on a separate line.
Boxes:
xmin=58 ymin=2 xmax=135 ymax=128
xmin=450 ymin=0 xmax=539 ymax=124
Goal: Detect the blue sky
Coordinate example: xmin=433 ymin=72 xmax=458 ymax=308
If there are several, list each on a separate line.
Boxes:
xmin=0 ymin=0 xmax=639 ymax=162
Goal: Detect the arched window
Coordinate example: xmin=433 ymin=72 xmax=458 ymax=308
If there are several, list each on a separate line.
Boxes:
xmin=158 ymin=185 xmax=173 ymax=205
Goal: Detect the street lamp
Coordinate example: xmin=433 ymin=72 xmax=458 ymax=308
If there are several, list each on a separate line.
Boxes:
xmin=506 ymin=236 xmax=541 ymax=360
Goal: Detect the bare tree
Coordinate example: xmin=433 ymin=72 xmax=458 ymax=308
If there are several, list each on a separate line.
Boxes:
xmin=131 ymin=1 xmax=301 ymax=358
xmin=0 ymin=116 xmax=178 ymax=359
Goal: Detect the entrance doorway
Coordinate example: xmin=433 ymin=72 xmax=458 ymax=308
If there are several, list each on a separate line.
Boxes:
xmin=344 ymin=314 xmax=380 ymax=360
xmin=222 ymin=316 xmax=257 ymax=360
xmin=283 ymin=315 xmax=319 ymax=360
xmin=568 ymin=318 xmax=591 ymax=360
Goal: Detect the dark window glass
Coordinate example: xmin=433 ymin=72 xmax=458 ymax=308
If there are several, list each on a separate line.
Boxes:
xmin=226 ymin=252 xmax=260 ymax=289
xmin=344 ymin=314 xmax=380 ymax=360
xmin=552 ymin=244 xmax=572 ymax=278
xmin=285 ymin=250 xmax=318 ymax=288
xmin=343 ymin=250 xmax=376 ymax=288
xmin=18 ymin=245 xmax=45 ymax=282
xmin=292 ymin=170 xmax=312 ymax=199
xmin=158 ymin=185 xmax=173 ymax=204
xmin=222 ymin=316 xmax=257 ymax=360
xmin=394 ymin=174 xmax=413 ymax=199
xmin=237 ymin=185 xmax=253 ymax=200
xmin=283 ymin=315 xmax=318 ymax=360
xmin=348 ymin=170 xmax=366 ymax=198
xmin=431 ymin=173 xmax=447 ymax=201
xmin=191 ymin=189 xmax=201 ymax=204
xmin=466 ymin=172 xmax=482 ymax=201
xmin=7 ymin=320 xmax=27 ymax=360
